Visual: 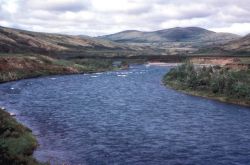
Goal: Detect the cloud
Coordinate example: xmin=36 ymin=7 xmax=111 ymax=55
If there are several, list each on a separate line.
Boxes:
xmin=0 ymin=0 xmax=250 ymax=36
xmin=210 ymin=23 xmax=250 ymax=35
xmin=90 ymin=0 xmax=151 ymax=14
xmin=25 ymin=0 xmax=89 ymax=12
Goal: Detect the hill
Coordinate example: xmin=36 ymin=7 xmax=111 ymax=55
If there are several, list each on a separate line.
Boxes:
xmin=0 ymin=26 xmax=246 ymax=57
xmin=197 ymin=33 xmax=250 ymax=56
xmin=221 ymin=34 xmax=250 ymax=53
xmin=0 ymin=26 xmax=139 ymax=58
xmin=99 ymin=27 xmax=239 ymax=46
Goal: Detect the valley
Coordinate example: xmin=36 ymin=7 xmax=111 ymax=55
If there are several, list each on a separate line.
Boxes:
xmin=2 ymin=0 xmax=250 ymax=164
xmin=0 ymin=25 xmax=250 ymax=164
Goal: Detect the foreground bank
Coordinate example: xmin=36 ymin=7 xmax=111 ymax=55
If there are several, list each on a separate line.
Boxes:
xmin=0 ymin=108 xmax=45 ymax=164
xmin=163 ymin=63 xmax=250 ymax=106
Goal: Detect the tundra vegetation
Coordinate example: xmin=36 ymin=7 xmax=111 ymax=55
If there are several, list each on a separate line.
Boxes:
xmin=163 ymin=62 xmax=250 ymax=106
xmin=0 ymin=54 xmax=129 ymax=83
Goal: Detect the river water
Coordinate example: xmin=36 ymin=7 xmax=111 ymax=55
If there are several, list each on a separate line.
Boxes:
xmin=0 ymin=65 xmax=250 ymax=165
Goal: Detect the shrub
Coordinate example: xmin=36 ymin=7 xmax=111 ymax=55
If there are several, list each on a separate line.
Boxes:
xmin=163 ymin=62 xmax=250 ymax=101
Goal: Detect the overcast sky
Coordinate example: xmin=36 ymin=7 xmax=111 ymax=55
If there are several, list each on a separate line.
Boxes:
xmin=0 ymin=0 xmax=250 ymax=36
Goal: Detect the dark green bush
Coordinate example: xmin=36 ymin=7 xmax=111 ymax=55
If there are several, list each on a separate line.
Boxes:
xmin=163 ymin=63 xmax=250 ymax=100
xmin=0 ymin=109 xmax=44 ymax=165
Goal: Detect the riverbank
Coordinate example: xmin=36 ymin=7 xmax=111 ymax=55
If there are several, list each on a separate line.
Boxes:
xmin=146 ymin=62 xmax=181 ymax=67
xmin=165 ymin=81 xmax=250 ymax=107
xmin=0 ymin=54 xmax=129 ymax=83
xmin=163 ymin=63 xmax=250 ymax=107
xmin=0 ymin=108 xmax=45 ymax=165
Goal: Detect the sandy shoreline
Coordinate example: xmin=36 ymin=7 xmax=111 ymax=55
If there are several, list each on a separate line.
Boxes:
xmin=146 ymin=62 xmax=182 ymax=67
xmin=147 ymin=62 xmax=218 ymax=68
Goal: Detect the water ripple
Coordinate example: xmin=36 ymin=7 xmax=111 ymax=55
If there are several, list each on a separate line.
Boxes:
xmin=0 ymin=65 xmax=250 ymax=165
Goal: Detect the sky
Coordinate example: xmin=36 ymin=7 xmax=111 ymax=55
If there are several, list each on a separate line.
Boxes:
xmin=0 ymin=0 xmax=250 ymax=36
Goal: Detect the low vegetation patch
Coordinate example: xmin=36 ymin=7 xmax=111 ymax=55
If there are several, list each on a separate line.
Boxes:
xmin=163 ymin=62 xmax=250 ymax=106
xmin=0 ymin=108 xmax=43 ymax=165
xmin=72 ymin=58 xmax=118 ymax=72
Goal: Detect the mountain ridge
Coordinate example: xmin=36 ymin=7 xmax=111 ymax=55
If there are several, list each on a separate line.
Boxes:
xmin=98 ymin=27 xmax=239 ymax=44
xmin=1 ymin=25 xmax=249 ymax=57
xmin=0 ymin=26 xmax=136 ymax=56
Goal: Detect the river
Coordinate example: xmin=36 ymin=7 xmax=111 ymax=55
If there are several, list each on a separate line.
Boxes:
xmin=0 ymin=65 xmax=250 ymax=165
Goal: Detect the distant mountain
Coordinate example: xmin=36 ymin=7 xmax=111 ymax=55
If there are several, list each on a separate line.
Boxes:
xmin=0 ymin=26 xmax=135 ymax=56
xmin=0 ymin=26 xmax=244 ymax=57
xmin=221 ymin=34 xmax=250 ymax=53
xmin=197 ymin=33 xmax=250 ymax=55
xmin=99 ymin=27 xmax=239 ymax=46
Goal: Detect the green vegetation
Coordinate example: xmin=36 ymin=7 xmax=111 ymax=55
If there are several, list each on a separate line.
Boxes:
xmin=72 ymin=58 xmax=119 ymax=72
xmin=0 ymin=108 xmax=44 ymax=165
xmin=163 ymin=63 xmax=250 ymax=106
xmin=239 ymin=57 xmax=250 ymax=64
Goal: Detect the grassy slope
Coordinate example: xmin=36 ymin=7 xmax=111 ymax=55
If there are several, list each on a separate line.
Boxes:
xmin=195 ymin=34 xmax=250 ymax=56
xmin=0 ymin=26 xmax=133 ymax=56
xmin=163 ymin=63 xmax=250 ymax=107
xmin=0 ymin=108 xmax=44 ymax=165
xmin=0 ymin=54 xmax=126 ymax=83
